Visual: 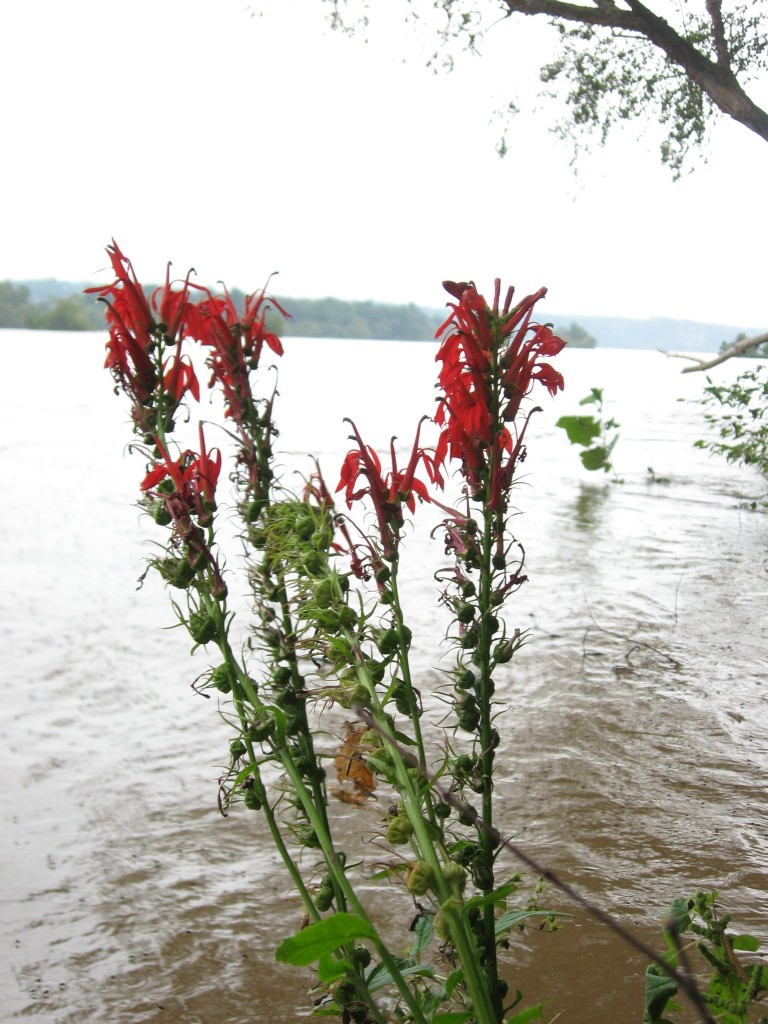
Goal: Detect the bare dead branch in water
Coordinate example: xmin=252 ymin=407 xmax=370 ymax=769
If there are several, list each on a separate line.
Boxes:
xmin=661 ymin=330 xmax=768 ymax=373
xmin=356 ymin=708 xmax=717 ymax=1024
xmin=582 ymin=600 xmax=683 ymax=670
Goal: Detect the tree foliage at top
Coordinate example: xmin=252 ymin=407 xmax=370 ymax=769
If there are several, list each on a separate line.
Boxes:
xmin=319 ymin=0 xmax=768 ymax=176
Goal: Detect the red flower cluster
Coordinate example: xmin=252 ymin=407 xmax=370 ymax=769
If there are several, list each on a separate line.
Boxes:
xmin=337 ymin=418 xmax=443 ymax=559
xmin=434 ymin=279 xmax=565 ymax=508
xmin=89 ymin=241 xmax=287 ymax=436
xmin=141 ymin=425 xmax=222 ymax=511
xmin=184 ymin=285 xmax=287 ymax=424
xmin=87 ymin=242 xmax=202 ymax=435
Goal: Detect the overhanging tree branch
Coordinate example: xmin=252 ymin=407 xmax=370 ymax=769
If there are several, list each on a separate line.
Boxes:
xmin=498 ymin=0 xmax=641 ymax=31
xmin=705 ymin=0 xmax=730 ymax=69
xmin=500 ymin=0 xmax=768 ymax=144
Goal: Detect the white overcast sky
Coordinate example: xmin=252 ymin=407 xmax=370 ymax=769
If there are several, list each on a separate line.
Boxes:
xmin=1 ymin=0 xmax=766 ymax=325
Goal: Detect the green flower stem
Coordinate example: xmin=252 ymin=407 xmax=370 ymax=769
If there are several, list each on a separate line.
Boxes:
xmin=210 ymin=624 xmax=386 ymax=1023
xmin=352 ymin=659 xmax=497 ymax=1024
xmin=475 ymin=340 xmax=504 ymax=1019
xmin=387 ymin=564 xmax=438 ymax=831
xmin=476 ymin=506 xmax=501 ymax=1019
xmin=277 ymin=750 xmax=428 ymax=1024
xmin=204 ymin=601 xmax=319 ymax=913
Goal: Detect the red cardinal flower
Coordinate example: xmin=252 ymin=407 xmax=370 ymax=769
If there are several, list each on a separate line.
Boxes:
xmin=434 ymin=280 xmax=565 ymax=507
xmin=87 ymin=241 xmax=157 ymax=408
xmin=184 ymin=284 xmax=288 ymax=424
xmin=141 ymin=426 xmax=221 ymax=512
xmin=337 ymin=418 xmax=442 ymax=559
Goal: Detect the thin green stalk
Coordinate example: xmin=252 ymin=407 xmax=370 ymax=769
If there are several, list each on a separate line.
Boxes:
xmin=388 ymin=565 xmax=428 ymax=769
xmin=278 ymin=751 xmax=430 ymax=1024
xmin=475 ymin=506 xmax=501 ymax=1020
xmin=352 ymin=655 xmax=498 ymax=1024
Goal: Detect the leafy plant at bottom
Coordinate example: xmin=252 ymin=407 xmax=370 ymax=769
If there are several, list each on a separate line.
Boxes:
xmin=645 ymin=891 xmax=767 ymax=1024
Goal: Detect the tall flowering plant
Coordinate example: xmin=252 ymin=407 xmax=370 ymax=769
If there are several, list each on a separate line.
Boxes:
xmin=98 ymin=246 xmax=566 ymax=1024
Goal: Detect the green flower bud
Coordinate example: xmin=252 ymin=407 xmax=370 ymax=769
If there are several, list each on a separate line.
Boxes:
xmin=272 ymin=665 xmax=292 ymax=687
xmin=456 ymin=603 xmax=476 ymax=624
xmin=471 ymin=862 xmax=494 ymax=890
xmin=406 ymin=860 xmax=435 ymax=896
xmin=376 ymin=628 xmax=399 ymax=655
xmin=456 ymin=693 xmax=480 ymax=732
xmin=157 ymin=556 xmax=196 ymax=589
xmin=315 ymin=886 xmax=334 ymax=912
xmin=442 ymin=861 xmax=467 ymax=893
xmin=210 ymin=664 xmax=232 ymax=693
xmin=189 ymin=609 xmax=218 ymax=645
xmin=242 ymin=781 xmax=262 ymax=811
xmin=229 ymin=737 xmax=247 ymax=759
xmin=460 ymin=626 xmax=479 ymax=650
xmin=247 ymin=710 xmax=275 ymax=743
xmin=340 ymin=682 xmax=370 ymax=710
xmin=152 ymin=501 xmax=172 ymax=526
xmin=353 ymin=946 xmax=372 ymax=968
xmin=302 ymin=550 xmax=324 ymax=576
xmin=313 ymin=578 xmax=335 ymax=609
xmin=386 ymin=815 xmax=414 ymax=845
xmin=494 ymin=639 xmax=516 ymax=664
xmin=312 ymin=525 xmax=333 ymax=551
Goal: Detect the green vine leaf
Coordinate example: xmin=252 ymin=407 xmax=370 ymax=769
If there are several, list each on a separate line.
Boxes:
xmin=555 ymin=414 xmax=601 ymax=448
xmin=644 ymin=966 xmax=679 ymax=1023
xmin=275 ymin=913 xmax=376 ymax=965
xmin=580 ymin=446 xmax=611 ymax=472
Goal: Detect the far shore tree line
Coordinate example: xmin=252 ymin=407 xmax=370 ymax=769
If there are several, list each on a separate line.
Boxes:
xmin=0 ymin=279 xmax=600 ymax=345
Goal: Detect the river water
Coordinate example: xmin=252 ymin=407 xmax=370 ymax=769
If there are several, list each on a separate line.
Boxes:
xmin=1 ymin=329 xmax=766 ymax=1023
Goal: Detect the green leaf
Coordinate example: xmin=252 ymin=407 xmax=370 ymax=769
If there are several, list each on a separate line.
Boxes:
xmin=495 ymin=908 xmax=565 ymax=936
xmin=410 ymin=913 xmax=434 ymax=959
xmin=664 ymin=898 xmax=692 ymax=937
xmin=444 ymin=969 xmax=463 ymax=998
xmin=275 ymin=913 xmax=376 ymax=966
xmin=506 ymin=1004 xmax=543 ymax=1023
xmin=463 ymin=880 xmax=521 ymax=912
xmin=644 ymin=966 xmax=678 ymax=1023
xmin=732 ymin=934 xmax=760 ymax=952
xmin=579 ymin=387 xmax=603 ymax=406
xmin=556 ymin=414 xmax=601 ymax=447
xmin=316 ymin=952 xmax=352 ymax=982
xmin=365 ymin=961 xmax=434 ymax=994
xmin=432 ymin=1014 xmax=473 ymax=1024
xmin=580 ymin=446 xmax=611 ymax=472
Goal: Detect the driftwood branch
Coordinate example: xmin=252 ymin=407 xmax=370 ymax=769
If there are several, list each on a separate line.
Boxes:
xmin=679 ymin=331 xmax=768 ymax=373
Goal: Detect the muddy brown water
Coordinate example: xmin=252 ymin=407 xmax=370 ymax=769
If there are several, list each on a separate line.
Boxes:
xmin=2 ymin=333 xmax=766 ymax=1022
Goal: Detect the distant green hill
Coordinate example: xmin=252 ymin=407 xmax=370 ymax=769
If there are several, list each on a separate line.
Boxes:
xmin=538 ymin=311 xmax=765 ymax=353
xmin=2 ymin=279 xmax=763 ymax=352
